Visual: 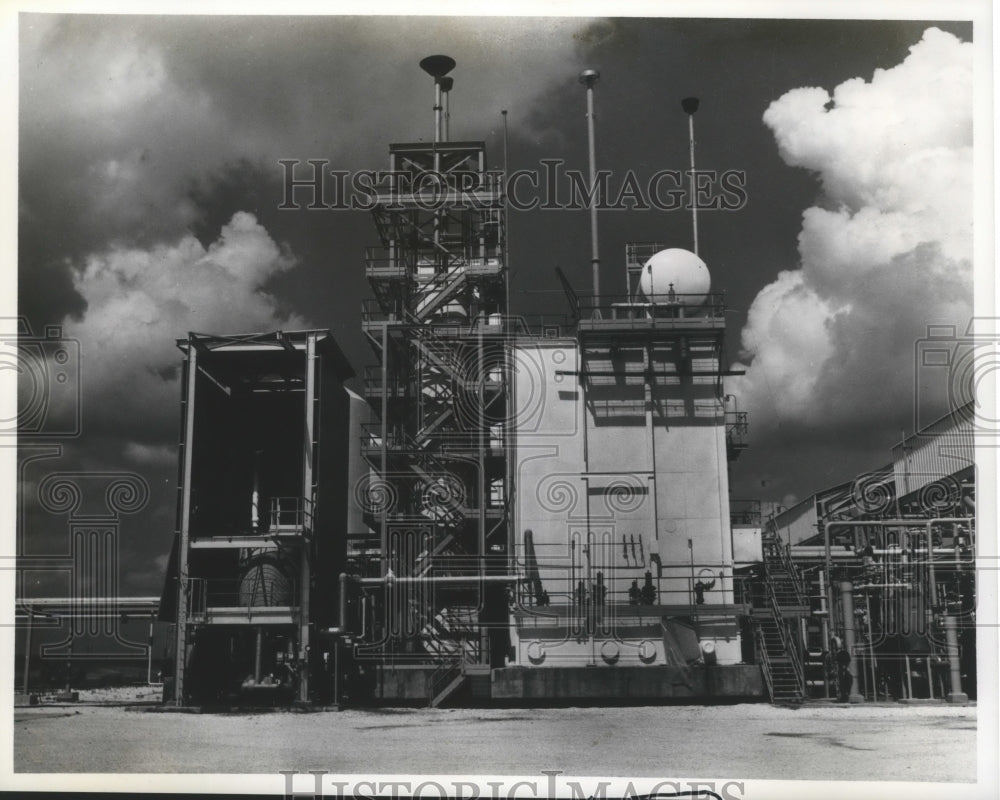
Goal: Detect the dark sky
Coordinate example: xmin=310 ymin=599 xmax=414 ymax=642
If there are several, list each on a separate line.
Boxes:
xmin=12 ymin=14 xmax=978 ymax=596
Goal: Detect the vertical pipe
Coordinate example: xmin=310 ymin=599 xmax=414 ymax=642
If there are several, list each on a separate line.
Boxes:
xmin=433 ymin=140 xmax=442 ymax=256
xmin=823 ymin=521 xmax=834 ymax=644
xmin=943 ymin=615 xmax=968 ymax=702
xmin=252 ymin=449 xmax=263 ymax=531
xmin=688 ymin=538 xmax=696 ymax=606
xmin=434 ymin=79 xmax=442 ymax=144
xmin=502 ymin=108 xmax=511 ymax=320
xmin=147 ymin=616 xmax=154 ymax=686
xmin=338 ymin=572 xmax=349 ymax=632
xmin=818 ymin=570 xmax=830 ymax=699
xmin=925 ymin=520 xmax=939 ymax=610
xmin=579 ymin=70 xmax=601 ymax=308
xmin=865 ymin=590 xmax=877 ymax=699
xmin=478 ymin=327 xmax=487 ymax=586
xmin=587 ymin=530 xmax=595 ymax=666
xmin=926 ymin=656 xmax=934 ymax=699
xmin=681 ymin=97 xmax=700 ymax=256
xmin=254 ymin=627 xmax=263 ymax=683
xmin=23 ymin=606 xmax=32 ymax=696
xmin=380 ymin=323 xmax=389 ymax=581
xmin=441 ymin=77 xmax=452 ymax=141
xmin=501 ymin=108 xmax=515 ymax=587
xmin=333 ymin=641 xmax=340 ymax=709
xmin=905 ymin=652 xmax=913 ymax=700
xmin=645 ymin=342 xmax=660 ymax=608
xmin=839 ymin=580 xmax=864 ymax=702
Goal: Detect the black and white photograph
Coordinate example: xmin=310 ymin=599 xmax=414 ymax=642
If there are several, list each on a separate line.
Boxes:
xmin=3 ymin=2 xmax=996 ymax=798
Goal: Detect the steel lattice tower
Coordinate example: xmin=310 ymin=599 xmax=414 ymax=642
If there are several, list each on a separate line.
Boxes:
xmin=357 ymin=57 xmax=511 ymax=696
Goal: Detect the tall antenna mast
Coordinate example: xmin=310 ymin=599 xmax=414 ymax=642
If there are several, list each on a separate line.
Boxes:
xmin=682 ymin=96 xmax=700 ymax=256
xmin=580 ymin=69 xmax=601 ymax=309
xmin=502 ymin=108 xmax=510 ymax=311
xmin=420 ymin=55 xmax=456 ymax=143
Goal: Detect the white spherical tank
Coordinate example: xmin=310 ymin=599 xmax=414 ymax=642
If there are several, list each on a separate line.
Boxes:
xmin=638 ymin=248 xmax=711 ymax=306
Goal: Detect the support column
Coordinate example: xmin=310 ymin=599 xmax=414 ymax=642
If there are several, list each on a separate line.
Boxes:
xmin=174 ymin=341 xmax=198 ymax=705
xmin=818 ymin=569 xmax=830 ymax=699
xmin=943 ymin=615 xmax=968 ymax=703
xmin=23 ymin=607 xmax=33 ymax=696
xmin=298 ymin=332 xmax=318 ymax=703
xmin=254 ymin=627 xmax=263 ymax=683
xmin=840 ymin=581 xmax=864 ymax=703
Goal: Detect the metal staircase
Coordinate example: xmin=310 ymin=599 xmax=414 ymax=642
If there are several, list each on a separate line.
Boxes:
xmin=753 ymin=526 xmax=808 ymax=704
xmin=424 ymin=605 xmax=487 ymax=707
xmin=753 ymin=604 xmax=805 ymax=704
xmin=416 ymin=264 xmax=469 ymax=320
xmin=357 ymin=126 xmax=510 ymax=696
xmin=762 ymin=532 xmax=808 ymax=609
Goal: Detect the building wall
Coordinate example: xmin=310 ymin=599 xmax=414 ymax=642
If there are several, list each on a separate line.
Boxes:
xmin=892 ymin=409 xmax=974 ymax=498
xmin=512 ymin=336 xmax=740 ymax=668
xmin=773 ymin=499 xmax=819 ymax=547
xmin=731 ymin=526 xmax=762 ymax=568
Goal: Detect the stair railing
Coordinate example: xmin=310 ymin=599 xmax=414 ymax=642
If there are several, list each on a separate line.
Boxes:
xmin=767 ymin=588 xmax=806 ymax=699
xmin=754 ymin=624 xmax=776 ymax=701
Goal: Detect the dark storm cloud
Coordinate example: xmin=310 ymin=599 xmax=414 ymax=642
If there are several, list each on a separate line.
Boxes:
xmin=18 ymin=15 xmax=596 ymax=326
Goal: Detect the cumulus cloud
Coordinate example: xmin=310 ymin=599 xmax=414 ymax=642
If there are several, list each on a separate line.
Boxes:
xmin=63 ymin=212 xmax=308 ymax=439
xmin=732 ymin=27 xmax=973 ymax=432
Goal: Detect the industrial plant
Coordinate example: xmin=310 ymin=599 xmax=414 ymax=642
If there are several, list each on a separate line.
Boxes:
xmin=153 ymin=56 xmax=977 ymax=709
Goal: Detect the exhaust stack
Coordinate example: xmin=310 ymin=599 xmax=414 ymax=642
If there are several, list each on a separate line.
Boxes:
xmin=419 ymin=55 xmax=456 ymax=144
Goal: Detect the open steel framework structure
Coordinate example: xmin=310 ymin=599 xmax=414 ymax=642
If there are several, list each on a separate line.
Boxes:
xmin=351 ymin=97 xmax=515 ymax=702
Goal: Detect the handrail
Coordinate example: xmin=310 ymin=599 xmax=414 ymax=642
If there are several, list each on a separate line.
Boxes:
xmin=730 ymin=499 xmax=761 ymax=527
xmin=184 ymin=576 xmax=300 ymax=612
xmin=187 ymin=577 xmax=206 ymax=617
xmin=426 ymin=605 xmax=483 ymax=706
xmin=265 ymin=496 xmax=313 ymax=533
xmin=428 ymin=659 xmax=463 ymax=706
xmin=725 ymin=411 xmax=749 ymax=449
xmin=576 ymin=292 xmax=727 ymax=322
xmin=767 ymin=588 xmax=805 ymax=698
xmin=762 ymin=525 xmax=806 ymax=697
xmin=762 ymin=523 xmax=807 ymax=604
xmin=754 ymin=625 xmax=776 ymax=701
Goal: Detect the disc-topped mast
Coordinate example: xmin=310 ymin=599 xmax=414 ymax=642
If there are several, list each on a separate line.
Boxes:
xmin=419 ymin=54 xmax=456 ymax=143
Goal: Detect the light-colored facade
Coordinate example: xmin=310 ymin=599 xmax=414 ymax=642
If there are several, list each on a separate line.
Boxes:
xmin=510 ymin=298 xmax=744 ymax=669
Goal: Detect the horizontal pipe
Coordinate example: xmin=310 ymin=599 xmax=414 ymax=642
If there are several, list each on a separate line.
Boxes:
xmin=360 ymin=574 xmax=519 ymax=586
xmin=852 ymin=583 xmax=912 ymax=589
xmin=16 ymin=597 xmax=160 ymax=606
xmin=792 ymin=546 xmax=967 ymax=556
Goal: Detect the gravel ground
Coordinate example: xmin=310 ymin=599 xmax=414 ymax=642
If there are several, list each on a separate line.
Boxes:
xmin=13 ymin=701 xmax=976 ymax=783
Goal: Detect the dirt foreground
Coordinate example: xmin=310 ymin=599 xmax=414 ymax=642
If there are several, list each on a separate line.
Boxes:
xmin=12 ymin=701 xmax=978 ymax=790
